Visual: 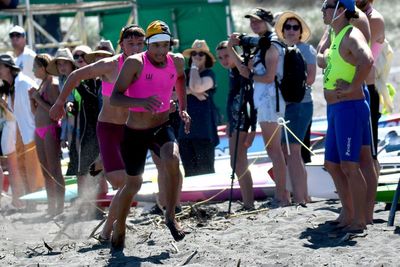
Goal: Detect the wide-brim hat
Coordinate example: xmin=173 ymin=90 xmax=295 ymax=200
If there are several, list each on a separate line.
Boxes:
xmin=0 ymin=53 xmax=20 ymax=71
xmin=72 ymin=45 xmax=92 ymax=55
xmin=46 ymin=48 xmax=76 ymax=76
xmin=84 ymin=50 xmax=113 ymax=64
xmin=84 ymin=40 xmax=115 ymax=64
xmin=182 ymin=39 xmax=216 ymax=63
xmin=274 ymin=11 xmax=311 ymax=43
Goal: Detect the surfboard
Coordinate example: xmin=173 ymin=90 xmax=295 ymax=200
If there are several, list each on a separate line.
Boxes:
xmin=105 ymin=162 xmax=277 ymax=203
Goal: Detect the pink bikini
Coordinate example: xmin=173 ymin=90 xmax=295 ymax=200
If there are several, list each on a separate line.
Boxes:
xmin=35 ymin=124 xmax=59 ymax=140
xmin=35 ymin=90 xmax=60 ymax=140
xmin=126 ymin=51 xmax=177 ymax=113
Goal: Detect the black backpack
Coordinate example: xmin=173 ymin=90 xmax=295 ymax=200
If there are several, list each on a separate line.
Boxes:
xmin=258 ymin=38 xmax=307 ymax=112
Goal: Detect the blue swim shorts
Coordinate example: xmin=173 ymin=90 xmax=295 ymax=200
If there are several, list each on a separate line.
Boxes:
xmin=325 ymin=99 xmax=371 ymax=163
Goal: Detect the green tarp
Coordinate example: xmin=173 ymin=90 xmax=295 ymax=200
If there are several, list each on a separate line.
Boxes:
xmin=101 ymin=0 xmax=233 ymax=122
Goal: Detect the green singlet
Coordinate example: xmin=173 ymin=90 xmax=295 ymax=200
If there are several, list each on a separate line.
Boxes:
xmin=323 ymin=25 xmax=356 ymax=90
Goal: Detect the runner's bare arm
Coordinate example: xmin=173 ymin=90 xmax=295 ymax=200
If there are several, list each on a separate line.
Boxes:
xmin=110 ymin=55 xmax=141 ymax=107
xmin=49 ymin=57 xmax=116 ymax=120
xmin=57 ymin=58 xmax=115 ymax=103
xmin=317 ymin=27 xmax=330 ymax=69
xmin=336 ymin=29 xmax=373 ymax=98
xmin=252 ymin=45 xmax=279 ymax=83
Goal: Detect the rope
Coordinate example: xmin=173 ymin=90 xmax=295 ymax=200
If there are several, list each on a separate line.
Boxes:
xmin=177 ymin=117 xmax=316 ymax=211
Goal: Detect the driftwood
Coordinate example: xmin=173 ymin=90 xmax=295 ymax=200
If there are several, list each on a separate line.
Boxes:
xmin=180 ymin=250 xmax=198 ymax=266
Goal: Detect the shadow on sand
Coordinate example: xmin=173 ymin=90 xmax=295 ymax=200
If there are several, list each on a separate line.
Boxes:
xmin=299 ymin=222 xmax=359 ymax=249
xmin=106 ymin=251 xmax=170 ymax=267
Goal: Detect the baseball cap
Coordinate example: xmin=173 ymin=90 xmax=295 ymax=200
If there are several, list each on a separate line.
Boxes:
xmin=244 ymin=8 xmax=274 ymax=24
xmin=145 ymin=20 xmax=172 ymax=44
xmin=9 ymin=25 xmax=25 ymax=36
xmin=339 ymin=0 xmax=355 ymax=12
xmin=0 ymin=54 xmax=20 ymax=71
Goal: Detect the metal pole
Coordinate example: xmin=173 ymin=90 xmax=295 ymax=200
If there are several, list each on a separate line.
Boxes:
xmin=388 ymin=177 xmax=400 ymax=226
xmin=225 ymin=4 xmax=232 ymax=35
xmin=76 ymin=0 xmax=87 ymax=45
xmin=25 ymin=0 xmax=35 ymax=48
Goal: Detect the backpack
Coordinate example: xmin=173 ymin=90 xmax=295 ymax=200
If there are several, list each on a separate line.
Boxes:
xmin=258 ymin=37 xmax=307 ymax=111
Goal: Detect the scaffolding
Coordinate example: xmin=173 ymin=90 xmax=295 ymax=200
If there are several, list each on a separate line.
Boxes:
xmin=0 ymin=0 xmax=137 ymax=50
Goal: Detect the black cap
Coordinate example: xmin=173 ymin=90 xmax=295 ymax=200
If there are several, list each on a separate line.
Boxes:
xmin=244 ymin=8 xmax=274 ymax=24
xmin=0 ymin=54 xmax=20 ymax=71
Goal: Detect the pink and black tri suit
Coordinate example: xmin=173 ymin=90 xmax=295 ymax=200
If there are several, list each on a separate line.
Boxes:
xmin=120 ymin=51 xmax=178 ymax=176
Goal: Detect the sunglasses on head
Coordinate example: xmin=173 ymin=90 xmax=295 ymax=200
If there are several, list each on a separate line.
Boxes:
xmin=284 ymin=24 xmax=301 ymax=31
xmin=190 ymin=51 xmax=205 ymax=57
xmin=322 ymin=0 xmax=337 ymax=10
xmin=73 ymin=53 xmax=85 ymax=60
xmin=9 ymin=33 xmax=23 ymax=38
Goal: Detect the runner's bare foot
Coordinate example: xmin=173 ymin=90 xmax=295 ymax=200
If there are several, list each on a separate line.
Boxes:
xmin=111 ymin=222 xmax=125 ymax=253
xmin=165 ymin=219 xmax=185 ymax=241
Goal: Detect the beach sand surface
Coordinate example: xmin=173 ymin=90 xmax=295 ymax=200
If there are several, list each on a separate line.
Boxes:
xmin=1 ymin=198 xmax=400 ymax=266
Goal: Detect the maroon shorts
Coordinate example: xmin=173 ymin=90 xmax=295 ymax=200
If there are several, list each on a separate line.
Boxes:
xmin=96 ymin=121 xmax=125 ymax=173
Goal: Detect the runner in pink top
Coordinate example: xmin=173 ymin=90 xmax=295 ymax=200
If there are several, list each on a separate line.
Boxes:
xmin=101 ymin=55 xmax=124 ymax=97
xmin=127 ymin=51 xmax=177 ymax=113
xmin=110 ymin=20 xmax=191 ymax=252
xmin=50 ymin=26 xmax=146 ymax=243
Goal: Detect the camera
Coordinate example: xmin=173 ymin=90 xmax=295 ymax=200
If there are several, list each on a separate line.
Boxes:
xmin=239 ymin=34 xmax=270 ymax=49
xmin=239 ymin=34 xmax=261 ymax=48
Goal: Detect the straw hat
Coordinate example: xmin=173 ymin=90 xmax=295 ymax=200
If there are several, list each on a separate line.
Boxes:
xmin=84 ymin=40 xmax=115 ymax=64
xmin=72 ymin=45 xmax=92 ymax=56
xmin=182 ymin=39 xmax=216 ymax=63
xmin=46 ymin=48 xmax=75 ymax=76
xmin=274 ymin=11 xmax=311 ymax=43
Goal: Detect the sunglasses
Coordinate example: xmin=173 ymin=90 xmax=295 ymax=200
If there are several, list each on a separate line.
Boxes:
xmin=190 ymin=51 xmax=205 ymax=57
xmin=73 ymin=53 xmax=85 ymax=60
xmin=322 ymin=0 xmax=337 ymax=10
xmin=9 ymin=33 xmax=23 ymax=38
xmin=284 ymin=24 xmax=301 ymax=31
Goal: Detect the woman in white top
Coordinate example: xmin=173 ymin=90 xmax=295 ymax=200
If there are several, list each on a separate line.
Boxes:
xmin=229 ymin=8 xmax=290 ymax=206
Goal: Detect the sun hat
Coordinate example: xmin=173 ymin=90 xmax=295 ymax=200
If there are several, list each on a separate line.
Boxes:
xmin=0 ymin=54 xmax=20 ymax=71
xmin=244 ymin=8 xmax=274 ymax=24
xmin=145 ymin=20 xmax=172 ymax=44
xmin=84 ymin=40 xmax=115 ymax=64
xmin=46 ymin=48 xmax=75 ymax=76
xmin=339 ymin=0 xmax=355 ymax=12
xmin=9 ymin=25 xmax=25 ymax=36
xmin=274 ymin=11 xmax=312 ymax=42
xmin=182 ymin=39 xmax=216 ymax=64
xmin=72 ymin=45 xmax=92 ymax=56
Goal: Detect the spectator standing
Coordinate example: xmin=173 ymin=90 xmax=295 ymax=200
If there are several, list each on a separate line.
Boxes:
xmin=179 ymin=39 xmax=219 ymax=177
xmin=275 ymin=11 xmax=317 ymax=205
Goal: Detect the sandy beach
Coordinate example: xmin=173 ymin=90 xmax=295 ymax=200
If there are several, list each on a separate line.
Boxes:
xmin=1 ymin=195 xmax=399 ymax=266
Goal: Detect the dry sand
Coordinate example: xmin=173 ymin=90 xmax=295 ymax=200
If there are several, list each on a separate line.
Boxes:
xmin=1 ymin=197 xmax=400 ymax=266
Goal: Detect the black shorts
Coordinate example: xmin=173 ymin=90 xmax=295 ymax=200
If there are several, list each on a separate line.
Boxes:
xmin=121 ymin=121 xmax=176 ymax=176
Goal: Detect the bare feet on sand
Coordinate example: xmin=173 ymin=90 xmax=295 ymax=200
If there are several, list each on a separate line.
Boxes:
xmin=165 ymin=219 xmax=185 ymax=241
